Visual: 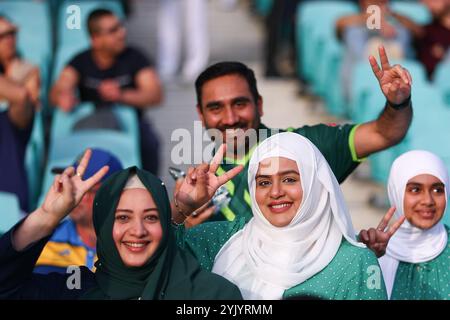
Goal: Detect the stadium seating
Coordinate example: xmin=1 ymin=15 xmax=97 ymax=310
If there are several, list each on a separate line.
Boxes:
xmin=25 ymin=111 xmax=46 ymax=211
xmin=296 ymin=1 xmax=358 ymax=85
xmin=433 ymin=61 xmax=450 ymax=107
xmin=0 ymin=192 xmax=22 ymax=234
xmin=253 ymin=0 xmax=273 ymax=17
xmin=391 ymin=1 xmax=432 ymax=24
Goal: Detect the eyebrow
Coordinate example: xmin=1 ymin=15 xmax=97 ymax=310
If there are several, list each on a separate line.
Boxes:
xmin=204 ymin=96 xmax=251 ymax=109
xmin=115 ymin=208 xmax=158 ymax=213
xmin=205 ymin=100 xmax=223 ymax=109
xmin=231 ymin=96 xmax=251 ymax=104
xmin=406 ymin=182 xmax=445 ymax=187
xmin=255 ymin=170 xmax=300 ymax=179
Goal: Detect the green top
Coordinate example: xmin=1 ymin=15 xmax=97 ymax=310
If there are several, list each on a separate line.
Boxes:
xmin=176 ymin=218 xmax=387 ymax=300
xmin=212 ymin=123 xmax=361 ymax=222
xmin=82 ymin=166 xmax=242 ymax=300
xmin=390 ymin=225 xmax=450 ymax=300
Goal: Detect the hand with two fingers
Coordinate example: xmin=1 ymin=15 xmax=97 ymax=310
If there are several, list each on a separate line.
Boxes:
xmin=369 ymin=45 xmax=412 ymax=106
xmin=359 ymin=207 xmax=406 ymax=258
xmin=174 ymin=144 xmax=243 ymax=222
xmin=40 ymin=149 xmax=109 ymax=225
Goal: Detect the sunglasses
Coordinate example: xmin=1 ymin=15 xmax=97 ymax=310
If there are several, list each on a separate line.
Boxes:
xmin=98 ymin=22 xmax=124 ymax=36
xmin=0 ymin=28 xmax=17 ymax=40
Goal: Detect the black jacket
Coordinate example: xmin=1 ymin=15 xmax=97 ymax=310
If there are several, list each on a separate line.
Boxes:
xmin=0 ymin=220 xmax=96 ymax=300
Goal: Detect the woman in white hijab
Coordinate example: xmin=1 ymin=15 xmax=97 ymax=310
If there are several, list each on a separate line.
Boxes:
xmin=378 ymin=150 xmax=450 ymax=300
xmin=176 ymin=132 xmax=387 ymax=300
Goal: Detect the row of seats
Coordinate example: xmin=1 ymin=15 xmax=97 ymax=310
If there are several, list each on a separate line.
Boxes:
xmin=0 ymin=1 xmax=138 ymax=231
xmin=295 ymin=1 xmax=450 ymax=225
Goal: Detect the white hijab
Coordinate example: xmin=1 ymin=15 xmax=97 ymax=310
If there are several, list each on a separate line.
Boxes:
xmin=379 ymin=150 xmax=449 ymax=299
xmin=212 ymin=132 xmax=364 ymax=300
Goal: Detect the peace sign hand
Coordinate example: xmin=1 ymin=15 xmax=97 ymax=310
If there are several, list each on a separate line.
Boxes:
xmin=369 ymin=45 xmax=412 ymax=105
xmin=40 ymin=149 xmax=109 ymax=225
xmin=359 ymin=207 xmax=406 ymax=258
xmin=175 ymin=144 xmax=243 ymax=215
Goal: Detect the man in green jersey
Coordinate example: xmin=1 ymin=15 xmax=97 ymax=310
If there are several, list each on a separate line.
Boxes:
xmin=185 ymin=46 xmax=413 ymax=224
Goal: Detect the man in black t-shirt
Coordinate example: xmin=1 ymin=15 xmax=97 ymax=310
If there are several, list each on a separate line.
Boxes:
xmin=50 ymin=9 xmax=163 ymax=174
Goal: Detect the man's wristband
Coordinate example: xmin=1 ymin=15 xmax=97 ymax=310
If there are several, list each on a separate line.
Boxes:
xmin=386 ymin=95 xmax=411 ymax=110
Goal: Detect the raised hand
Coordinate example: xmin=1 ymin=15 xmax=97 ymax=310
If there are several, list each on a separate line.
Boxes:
xmin=175 ymin=144 xmax=243 ymax=214
xmin=41 ymin=149 xmax=109 ymax=225
xmin=369 ymin=45 xmax=412 ymax=105
xmin=359 ymin=207 xmax=406 ymax=258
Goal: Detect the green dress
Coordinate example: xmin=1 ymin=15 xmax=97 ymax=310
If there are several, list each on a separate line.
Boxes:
xmin=176 ymin=218 xmax=387 ymax=300
xmin=390 ymin=225 xmax=450 ymax=300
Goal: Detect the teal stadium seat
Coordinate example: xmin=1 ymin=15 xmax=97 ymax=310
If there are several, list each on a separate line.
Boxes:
xmin=49 ymin=102 xmax=141 ymax=174
xmin=40 ymin=129 xmax=141 ymax=205
xmin=0 ymin=192 xmax=22 ymax=234
xmin=50 ymin=102 xmax=139 ymax=144
xmin=368 ymin=84 xmax=450 ymax=185
xmin=316 ymin=39 xmax=347 ymax=116
xmin=297 ymin=1 xmax=357 ymax=85
xmin=254 ymin=0 xmax=273 ymax=17
xmin=25 ymin=111 xmax=45 ymax=211
xmin=432 ymin=61 xmax=450 ymax=107
xmin=391 ymin=1 xmax=432 ymax=24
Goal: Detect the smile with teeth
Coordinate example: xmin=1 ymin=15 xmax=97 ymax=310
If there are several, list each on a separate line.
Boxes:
xmin=268 ymin=202 xmax=293 ymax=213
xmin=123 ymin=241 xmax=150 ymax=250
xmin=271 ymin=204 xmax=291 ymax=209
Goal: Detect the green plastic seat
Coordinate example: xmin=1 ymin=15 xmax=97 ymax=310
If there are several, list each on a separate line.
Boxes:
xmin=0 ymin=192 xmax=22 ymax=234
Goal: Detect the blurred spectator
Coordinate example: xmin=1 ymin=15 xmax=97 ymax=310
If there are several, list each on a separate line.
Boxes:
xmin=336 ymin=0 xmax=413 ymax=100
xmin=398 ymin=1 xmax=450 ymax=78
xmin=0 ymin=15 xmax=40 ymax=213
xmin=50 ymin=9 xmax=163 ymax=175
xmin=264 ymin=0 xmax=301 ymax=79
xmin=34 ymin=148 xmax=123 ymax=274
xmin=421 ymin=0 xmax=450 ymax=17
xmin=157 ymin=0 xmax=210 ymax=82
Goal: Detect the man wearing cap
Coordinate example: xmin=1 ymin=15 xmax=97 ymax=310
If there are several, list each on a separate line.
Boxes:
xmin=33 ymin=149 xmax=123 ymax=274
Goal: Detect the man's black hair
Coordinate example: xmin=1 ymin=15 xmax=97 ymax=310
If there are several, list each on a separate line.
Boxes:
xmin=195 ymin=61 xmax=261 ymax=108
xmin=87 ymin=9 xmax=115 ymax=36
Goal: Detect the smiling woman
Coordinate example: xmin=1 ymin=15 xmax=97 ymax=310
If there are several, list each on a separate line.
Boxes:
xmin=112 ymin=178 xmax=163 ymax=268
xmin=0 ymin=150 xmax=243 ymax=300
xmin=177 ymin=133 xmax=388 ymax=300
xmin=378 ymin=150 xmax=450 ymax=300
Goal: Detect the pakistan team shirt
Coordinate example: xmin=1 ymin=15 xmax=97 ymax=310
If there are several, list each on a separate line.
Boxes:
xmin=176 ymin=219 xmax=387 ymax=300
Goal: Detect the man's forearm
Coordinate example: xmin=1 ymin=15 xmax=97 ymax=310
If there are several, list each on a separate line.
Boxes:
xmin=355 ymin=100 xmax=412 ymax=158
xmin=120 ymin=88 xmax=162 ymax=109
xmin=378 ymin=99 xmax=413 ymax=144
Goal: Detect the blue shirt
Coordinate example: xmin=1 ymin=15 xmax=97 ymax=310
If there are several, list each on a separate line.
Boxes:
xmin=34 ymin=219 xmax=97 ymax=274
xmin=0 ymin=111 xmax=31 ymax=212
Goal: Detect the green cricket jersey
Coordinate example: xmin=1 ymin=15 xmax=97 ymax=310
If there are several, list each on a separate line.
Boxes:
xmin=176 ymin=219 xmax=387 ymax=300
